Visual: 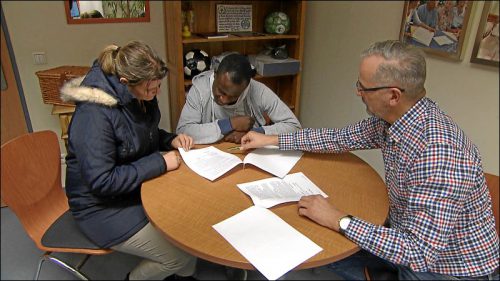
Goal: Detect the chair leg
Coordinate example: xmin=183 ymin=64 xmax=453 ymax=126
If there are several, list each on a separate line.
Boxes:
xmin=34 ymin=256 xmax=45 ymax=280
xmin=34 ymin=251 xmax=90 ymax=280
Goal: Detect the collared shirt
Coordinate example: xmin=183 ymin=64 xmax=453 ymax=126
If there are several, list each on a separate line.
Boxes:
xmin=279 ymin=97 xmax=499 ymax=277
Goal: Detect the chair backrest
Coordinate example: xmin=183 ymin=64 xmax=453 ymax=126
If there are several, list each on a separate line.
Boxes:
xmin=1 ymin=130 xmax=68 ymax=250
xmin=485 ymin=173 xmax=499 ymax=236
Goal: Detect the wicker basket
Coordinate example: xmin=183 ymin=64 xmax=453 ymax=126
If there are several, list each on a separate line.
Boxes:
xmin=35 ymin=66 xmax=90 ymax=106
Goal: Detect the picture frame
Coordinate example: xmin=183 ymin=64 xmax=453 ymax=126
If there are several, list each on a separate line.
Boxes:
xmin=399 ymin=1 xmax=473 ymax=61
xmin=470 ymin=1 xmax=499 ymax=67
xmin=64 ymin=0 xmax=150 ymax=24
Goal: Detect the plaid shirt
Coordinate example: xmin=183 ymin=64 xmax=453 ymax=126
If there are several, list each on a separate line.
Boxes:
xmin=279 ymin=97 xmax=499 ymax=277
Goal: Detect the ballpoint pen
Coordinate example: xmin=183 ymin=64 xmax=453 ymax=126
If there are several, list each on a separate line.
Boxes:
xmin=227 ymin=146 xmax=241 ymax=151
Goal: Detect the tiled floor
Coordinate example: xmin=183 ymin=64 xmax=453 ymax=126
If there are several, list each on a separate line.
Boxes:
xmin=1 ymin=207 xmax=342 ymax=280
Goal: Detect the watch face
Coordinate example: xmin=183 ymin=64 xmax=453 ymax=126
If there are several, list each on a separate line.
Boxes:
xmin=340 ymin=216 xmax=351 ymax=230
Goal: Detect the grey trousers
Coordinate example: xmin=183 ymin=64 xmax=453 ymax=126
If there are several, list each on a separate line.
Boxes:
xmin=111 ymin=222 xmax=197 ymax=280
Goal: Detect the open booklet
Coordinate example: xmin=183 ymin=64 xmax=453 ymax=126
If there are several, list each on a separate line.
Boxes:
xmin=178 ymin=146 xmax=303 ymax=181
xmin=237 ymin=172 xmax=328 ymax=208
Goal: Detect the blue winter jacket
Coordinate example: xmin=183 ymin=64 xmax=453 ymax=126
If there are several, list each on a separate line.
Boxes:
xmin=60 ymin=61 xmax=176 ymax=248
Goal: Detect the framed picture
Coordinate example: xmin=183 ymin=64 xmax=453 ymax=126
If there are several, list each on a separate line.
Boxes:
xmin=470 ymin=1 xmax=499 ymax=66
xmin=64 ymin=0 xmax=150 ymax=24
xmin=399 ymin=1 xmax=473 ymax=60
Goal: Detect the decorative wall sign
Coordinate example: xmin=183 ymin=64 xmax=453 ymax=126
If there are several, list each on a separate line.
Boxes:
xmin=216 ymin=4 xmax=252 ymax=32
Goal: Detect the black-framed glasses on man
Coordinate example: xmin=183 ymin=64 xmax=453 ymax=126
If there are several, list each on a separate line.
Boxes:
xmin=355 ymin=80 xmax=405 ymax=93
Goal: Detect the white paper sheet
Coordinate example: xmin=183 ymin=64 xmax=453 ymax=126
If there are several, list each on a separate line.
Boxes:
xmin=179 ymin=146 xmax=241 ymax=181
xmin=179 ymin=146 xmax=303 ymax=181
xmin=237 ymin=172 xmax=328 ymax=208
xmin=243 ymin=146 xmax=303 ymax=178
xmin=442 ymin=31 xmax=458 ymax=41
xmin=433 ymin=35 xmax=454 ymax=46
xmin=411 ymin=26 xmax=434 ymax=46
xmin=213 ymin=206 xmax=322 ymax=280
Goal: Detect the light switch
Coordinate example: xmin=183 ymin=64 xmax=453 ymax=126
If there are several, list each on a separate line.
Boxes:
xmin=32 ymin=52 xmax=47 ymax=65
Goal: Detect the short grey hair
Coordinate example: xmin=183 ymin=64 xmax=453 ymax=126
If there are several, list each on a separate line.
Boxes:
xmin=361 ymin=40 xmax=426 ymax=97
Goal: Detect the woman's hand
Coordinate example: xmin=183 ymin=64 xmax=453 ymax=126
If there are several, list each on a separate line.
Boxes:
xmin=163 ymin=151 xmax=181 ymax=172
xmin=171 ymin=134 xmax=193 ymax=151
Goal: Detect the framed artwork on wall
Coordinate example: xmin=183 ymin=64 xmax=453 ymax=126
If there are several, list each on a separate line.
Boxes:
xmin=64 ymin=0 xmax=150 ymax=24
xmin=470 ymin=1 xmax=499 ymax=67
xmin=399 ymin=1 xmax=473 ymax=61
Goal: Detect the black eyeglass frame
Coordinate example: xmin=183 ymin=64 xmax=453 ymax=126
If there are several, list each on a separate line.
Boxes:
xmin=356 ymin=80 xmax=405 ymax=93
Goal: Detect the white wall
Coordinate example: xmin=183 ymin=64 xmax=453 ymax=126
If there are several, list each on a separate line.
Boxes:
xmin=1 ymin=1 xmax=169 ymax=154
xmin=301 ymin=1 xmax=499 ymax=177
xmin=2 ymin=1 xmax=498 ymax=178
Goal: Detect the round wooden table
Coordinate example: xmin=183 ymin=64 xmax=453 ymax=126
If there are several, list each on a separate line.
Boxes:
xmin=142 ymin=142 xmax=389 ymax=270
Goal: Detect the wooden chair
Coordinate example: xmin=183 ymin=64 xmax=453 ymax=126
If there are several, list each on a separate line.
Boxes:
xmin=1 ymin=131 xmax=112 ymax=280
xmin=485 ymin=173 xmax=499 ymax=236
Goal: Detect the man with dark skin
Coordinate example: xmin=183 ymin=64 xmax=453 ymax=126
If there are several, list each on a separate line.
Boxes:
xmin=176 ymin=53 xmax=301 ymax=144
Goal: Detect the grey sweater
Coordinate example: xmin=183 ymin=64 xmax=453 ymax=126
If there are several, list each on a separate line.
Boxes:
xmin=176 ymin=71 xmax=302 ymax=144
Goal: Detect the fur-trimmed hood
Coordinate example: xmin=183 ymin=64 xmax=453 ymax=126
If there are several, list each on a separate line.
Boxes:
xmin=60 ymin=76 xmax=118 ymax=107
xmin=60 ymin=61 xmax=135 ymax=107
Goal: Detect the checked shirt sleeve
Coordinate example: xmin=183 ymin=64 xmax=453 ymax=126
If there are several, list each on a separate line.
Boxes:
xmin=345 ymin=143 xmax=480 ymax=272
xmin=278 ymin=117 xmax=386 ymax=152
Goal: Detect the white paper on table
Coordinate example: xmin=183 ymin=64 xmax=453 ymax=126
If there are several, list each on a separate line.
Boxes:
xmin=433 ymin=35 xmax=454 ymax=46
xmin=179 ymin=146 xmax=241 ymax=181
xmin=237 ymin=172 xmax=328 ymax=208
xmin=442 ymin=31 xmax=458 ymax=41
xmin=212 ymin=206 xmax=322 ymax=280
xmin=243 ymin=146 xmax=303 ymax=178
xmin=411 ymin=26 xmax=434 ymax=46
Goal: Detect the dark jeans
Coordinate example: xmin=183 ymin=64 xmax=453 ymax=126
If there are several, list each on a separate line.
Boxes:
xmin=328 ymin=250 xmax=499 ymax=281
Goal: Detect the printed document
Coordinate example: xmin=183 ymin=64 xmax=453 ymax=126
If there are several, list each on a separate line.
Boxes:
xmin=179 ymin=146 xmax=303 ymax=181
xmin=237 ymin=172 xmax=328 ymax=208
xmin=213 ymin=206 xmax=322 ymax=280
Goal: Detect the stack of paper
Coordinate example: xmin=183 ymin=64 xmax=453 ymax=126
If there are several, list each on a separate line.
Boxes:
xmin=213 ymin=206 xmax=323 ymax=280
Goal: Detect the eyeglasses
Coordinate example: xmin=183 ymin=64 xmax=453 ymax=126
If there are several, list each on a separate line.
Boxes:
xmin=356 ymin=80 xmax=405 ymax=93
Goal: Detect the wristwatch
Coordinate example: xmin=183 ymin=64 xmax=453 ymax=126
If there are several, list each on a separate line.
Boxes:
xmin=338 ymin=215 xmax=353 ymax=235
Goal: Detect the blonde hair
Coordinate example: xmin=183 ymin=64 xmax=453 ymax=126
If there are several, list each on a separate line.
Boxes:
xmin=98 ymin=40 xmax=167 ymax=85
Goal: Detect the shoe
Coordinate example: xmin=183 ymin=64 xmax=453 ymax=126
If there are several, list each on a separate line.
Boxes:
xmin=163 ymin=274 xmax=198 ymax=281
xmin=225 ymin=267 xmax=248 ymax=280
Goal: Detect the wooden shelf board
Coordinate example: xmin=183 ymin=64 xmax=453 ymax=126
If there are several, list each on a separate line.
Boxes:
xmin=183 ymin=73 xmax=296 ymax=87
xmin=182 ymin=34 xmax=299 ymax=44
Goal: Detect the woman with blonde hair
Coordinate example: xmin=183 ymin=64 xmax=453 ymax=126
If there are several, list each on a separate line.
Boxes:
xmin=61 ymin=40 xmax=197 ymax=280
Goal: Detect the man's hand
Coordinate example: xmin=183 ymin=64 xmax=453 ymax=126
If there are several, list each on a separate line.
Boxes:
xmin=230 ymin=115 xmax=255 ymax=132
xmin=163 ymin=151 xmax=181 ymax=172
xmin=240 ymin=131 xmax=279 ymax=150
xmin=298 ymin=195 xmax=347 ymax=232
xmin=171 ymin=133 xmax=193 ymax=151
xmin=224 ymin=131 xmax=247 ymax=144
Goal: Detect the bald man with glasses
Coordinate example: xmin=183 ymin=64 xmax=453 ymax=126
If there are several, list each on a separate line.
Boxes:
xmin=238 ymin=40 xmax=499 ymax=281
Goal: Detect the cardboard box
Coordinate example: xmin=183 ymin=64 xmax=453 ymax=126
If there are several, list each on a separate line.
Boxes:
xmin=248 ymin=54 xmax=300 ymax=77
